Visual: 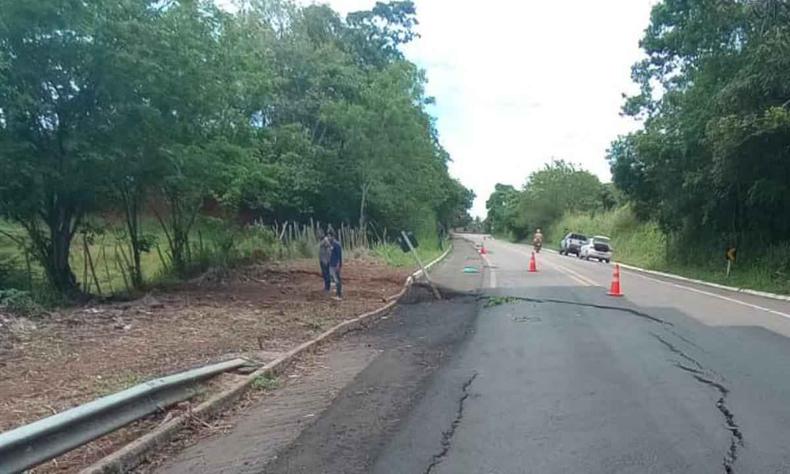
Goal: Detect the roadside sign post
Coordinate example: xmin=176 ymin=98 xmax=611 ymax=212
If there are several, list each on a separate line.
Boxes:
xmin=726 ymin=247 xmax=737 ymax=277
xmin=400 ymin=231 xmax=442 ymax=300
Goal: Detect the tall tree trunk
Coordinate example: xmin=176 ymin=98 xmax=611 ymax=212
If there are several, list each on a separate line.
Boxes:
xmin=122 ymin=190 xmax=144 ymax=288
xmin=359 ymin=182 xmax=369 ymax=232
xmin=359 ymin=182 xmax=370 ymax=247
xmin=44 ymin=207 xmax=80 ymax=297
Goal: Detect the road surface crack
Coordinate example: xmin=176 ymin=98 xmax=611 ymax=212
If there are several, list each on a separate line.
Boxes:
xmin=651 ymin=333 xmax=705 ymax=370
xmin=654 ymin=333 xmax=743 ymax=473
xmin=691 ymin=374 xmax=744 ymax=473
xmin=424 ymin=372 xmax=478 ymax=474
xmin=673 ymin=362 xmax=704 ymax=375
xmin=479 ymin=295 xmax=671 ymax=325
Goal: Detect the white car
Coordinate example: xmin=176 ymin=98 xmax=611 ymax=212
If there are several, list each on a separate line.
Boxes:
xmin=580 ymin=236 xmax=613 ymax=263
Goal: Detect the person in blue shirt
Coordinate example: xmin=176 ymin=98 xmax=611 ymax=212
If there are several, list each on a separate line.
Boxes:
xmin=318 ymin=233 xmax=332 ymax=293
xmin=327 ymin=230 xmax=343 ymax=300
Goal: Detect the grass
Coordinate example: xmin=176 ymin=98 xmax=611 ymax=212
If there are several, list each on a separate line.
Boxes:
xmin=546 ymin=206 xmax=790 ymax=295
xmin=372 ymin=237 xmax=446 ymax=269
xmin=93 ymin=372 xmax=146 ymax=396
xmin=251 ymin=373 xmax=280 ymax=391
xmin=484 ymin=296 xmax=520 ymax=308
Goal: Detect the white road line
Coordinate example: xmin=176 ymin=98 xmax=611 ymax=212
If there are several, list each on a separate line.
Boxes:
xmin=627 ymin=271 xmax=790 ymax=321
xmin=480 ymin=253 xmax=497 ymax=288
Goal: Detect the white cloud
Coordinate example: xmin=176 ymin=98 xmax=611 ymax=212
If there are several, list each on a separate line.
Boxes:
xmin=304 ymin=0 xmax=658 ymax=216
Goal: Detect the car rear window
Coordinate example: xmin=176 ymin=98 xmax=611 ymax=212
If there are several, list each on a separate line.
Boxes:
xmin=571 ymin=234 xmax=587 ymax=240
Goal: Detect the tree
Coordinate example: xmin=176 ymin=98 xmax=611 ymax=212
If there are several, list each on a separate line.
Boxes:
xmin=611 ymin=0 xmax=790 ymax=259
xmin=0 ymin=0 xmax=142 ymax=295
xmin=436 ymin=178 xmax=475 ymax=231
xmin=485 ymin=184 xmax=520 ymax=236
xmin=516 ymin=160 xmax=603 ymax=234
xmin=0 ymin=0 xmax=472 ymax=297
xmin=484 ymin=161 xmax=605 ymax=240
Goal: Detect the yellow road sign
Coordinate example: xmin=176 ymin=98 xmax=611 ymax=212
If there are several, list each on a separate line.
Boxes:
xmin=726 ymin=247 xmax=737 ymax=262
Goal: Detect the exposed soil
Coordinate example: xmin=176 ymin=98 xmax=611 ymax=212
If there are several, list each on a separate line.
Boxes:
xmin=0 ymin=257 xmax=410 ymax=438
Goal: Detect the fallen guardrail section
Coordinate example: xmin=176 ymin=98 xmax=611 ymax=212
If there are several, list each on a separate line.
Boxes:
xmin=0 ymin=357 xmax=253 ymax=473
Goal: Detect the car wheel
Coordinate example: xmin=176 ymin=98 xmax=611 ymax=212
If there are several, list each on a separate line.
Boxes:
xmin=606 ymin=259 xmax=611 ymax=263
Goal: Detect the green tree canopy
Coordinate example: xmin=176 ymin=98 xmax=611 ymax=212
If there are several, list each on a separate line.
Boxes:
xmin=0 ymin=0 xmax=473 ymax=296
xmin=611 ymin=0 xmax=790 ymax=258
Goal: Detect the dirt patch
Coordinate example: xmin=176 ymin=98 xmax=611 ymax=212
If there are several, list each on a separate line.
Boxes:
xmin=0 ymin=258 xmax=409 ymax=445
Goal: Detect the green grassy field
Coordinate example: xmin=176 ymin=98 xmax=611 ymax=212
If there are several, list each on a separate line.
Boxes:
xmin=546 ymin=206 xmax=790 ymax=295
xmin=372 ymin=236 xmax=446 ymax=269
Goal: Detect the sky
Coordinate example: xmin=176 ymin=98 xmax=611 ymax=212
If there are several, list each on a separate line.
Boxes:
xmin=232 ymin=0 xmax=660 ymax=217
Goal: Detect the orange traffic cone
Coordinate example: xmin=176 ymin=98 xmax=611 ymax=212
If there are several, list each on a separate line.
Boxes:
xmin=607 ymin=264 xmax=623 ymax=297
xmin=528 ymin=252 xmax=538 ymax=272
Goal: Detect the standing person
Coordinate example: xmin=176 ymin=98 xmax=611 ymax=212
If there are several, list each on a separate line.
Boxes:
xmin=327 ymin=230 xmax=343 ymax=300
xmin=318 ymin=232 xmax=332 ymax=293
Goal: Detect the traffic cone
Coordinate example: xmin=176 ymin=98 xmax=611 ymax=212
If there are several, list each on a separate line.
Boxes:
xmin=528 ymin=252 xmax=538 ymax=272
xmin=607 ymin=264 xmax=623 ymax=297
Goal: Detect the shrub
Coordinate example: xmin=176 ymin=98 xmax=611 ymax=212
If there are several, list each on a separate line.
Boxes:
xmin=0 ymin=289 xmax=42 ymax=316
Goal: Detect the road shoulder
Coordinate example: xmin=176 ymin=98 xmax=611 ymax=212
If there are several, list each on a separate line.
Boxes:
xmin=149 ymin=238 xmax=484 ymax=473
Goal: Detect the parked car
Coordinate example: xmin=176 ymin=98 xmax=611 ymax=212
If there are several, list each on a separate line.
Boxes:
xmin=559 ymin=232 xmax=587 ymax=256
xmin=580 ymin=235 xmax=613 ymax=262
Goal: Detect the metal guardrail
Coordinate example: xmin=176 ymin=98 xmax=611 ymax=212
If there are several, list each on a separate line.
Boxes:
xmin=0 ymin=357 xmax=252 ymax=473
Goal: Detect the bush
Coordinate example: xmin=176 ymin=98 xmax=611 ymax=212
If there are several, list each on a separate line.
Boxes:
xmin=0 ymin=289 xmax=42 ymax=316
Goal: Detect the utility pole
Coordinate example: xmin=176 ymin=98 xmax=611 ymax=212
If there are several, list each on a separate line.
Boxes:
xmin=401 ymin=231 xmax=442 ymax=300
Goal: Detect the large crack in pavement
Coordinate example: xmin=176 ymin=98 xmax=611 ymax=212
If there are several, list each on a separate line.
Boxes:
xmin=650 ymin=333 xmax=705 ymax=370
xmin=479 ymin=295 xmax=672 ymax=325
xmin=479 ymin=295 xmax=743 ymax=472
xmin=424 ymin=372 xmax=478 ymax=474
xmin=652 ymin=332 xmax=743 ymax=473
xmin=691 ymin=374 xmax=744 ymax=474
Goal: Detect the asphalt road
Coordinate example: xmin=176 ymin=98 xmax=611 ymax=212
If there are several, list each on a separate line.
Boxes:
xmin=388 ymin=235 xmax=790 ymax=474
xmin=157 ymin=236 xmax=790 ymax=473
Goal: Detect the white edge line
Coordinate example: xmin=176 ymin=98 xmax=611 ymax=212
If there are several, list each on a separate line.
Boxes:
xmin=618 ymin=262 xmax=790 ymax=302
xmin=480 ymin=253 xmax=497 ymax=288
xmin=542 ymin=247 xmax=790 ymax=303
xmin=629 ymin=271 xmax=790 ymax=320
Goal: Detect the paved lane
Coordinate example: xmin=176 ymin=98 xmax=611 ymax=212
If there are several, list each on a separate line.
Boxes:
xmin=373 ymin=235 xmax=790 ymax=473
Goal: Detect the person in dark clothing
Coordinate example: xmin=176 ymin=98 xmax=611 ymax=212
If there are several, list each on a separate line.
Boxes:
xmin=327 ymin=231 xmax=343 ymax=300
xmin=318 ymin=233 xmax=332 ymax=292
